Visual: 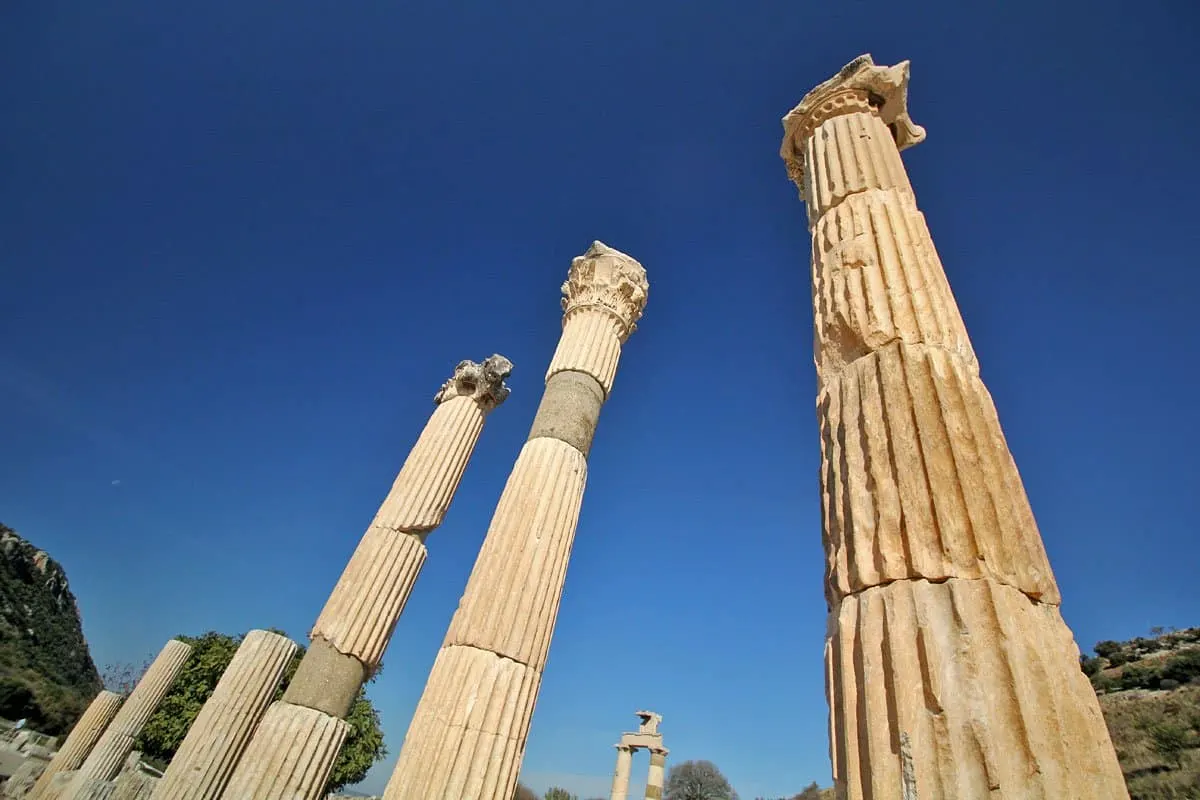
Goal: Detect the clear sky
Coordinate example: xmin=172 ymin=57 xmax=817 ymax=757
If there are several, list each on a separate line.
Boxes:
xmin=2 ymin=1 xmax=1198 ymax=797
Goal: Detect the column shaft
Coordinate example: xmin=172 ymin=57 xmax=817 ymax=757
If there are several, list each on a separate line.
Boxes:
xmin=221 ymin=358 xmax=509 ymax=800
xmin=644 ymin=750 xmax=665 ymax=800
xmin=610 ymin=747 xmax=633 ymax=800
xmin=28 ymin=691 xmax=122 ymax=799
xmin=61 ymin=640 xmax=191 ymax=799
xmin=780 ymin=55 xmax=1127 ymax=799
xmin=151 ymin=630 xmax=297 ymax=800
xmin=385 ymin=242 xmax=648 ymax=800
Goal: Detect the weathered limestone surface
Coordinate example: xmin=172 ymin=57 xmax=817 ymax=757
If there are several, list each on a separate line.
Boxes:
xmin=217 ymin=702 xmax=349 ymax=800
xmin=609 ymin=746 xmax=632 ymax=800
xmin=222 ymin=357 xmax=509 ymax=800
xmin=5 ymin=758 xmax=48 ymax=798
xmin=28 ymin=691 xmax=123 ymax=799
xmin=780 ymin=54 xmax=1127 ymax=799
xmin=644 ymin=750 xmax=666 ymax=800
xmin=62 ymin=640 xmax=191 ymax=799
xmin=151 ymin=630 xmax=297 ymax=800
xmin=386 ymin=242 xmax=648 ymax=800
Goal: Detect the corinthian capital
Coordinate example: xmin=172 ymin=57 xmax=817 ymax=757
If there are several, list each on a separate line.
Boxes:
xmin=433 ymin=355 xmax=513 ymax=411
xmin=561 ymin=241 xmax=649 ymax=340
xmin=780 ymin=54 xmax=927 ymax=187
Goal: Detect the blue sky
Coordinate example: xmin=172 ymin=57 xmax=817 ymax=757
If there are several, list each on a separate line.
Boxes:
xmin=2 ymin=1 xmax=1198 ymax=797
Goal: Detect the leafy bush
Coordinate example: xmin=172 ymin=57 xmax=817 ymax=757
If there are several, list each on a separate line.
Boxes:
xmin=1081 ymin=656 xmax=1104 ymax=677
xmin=1161 ymin=650 xmax=1200 ymax=685
xmin=1095 ymin=641 xmax=1124 ymax=659
xmin=1159 ymin=679 xmax=1181 ymax=691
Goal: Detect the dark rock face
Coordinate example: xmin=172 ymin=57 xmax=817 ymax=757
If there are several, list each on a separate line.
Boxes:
xmin=0 ymin=523 xmax=101 ymax=735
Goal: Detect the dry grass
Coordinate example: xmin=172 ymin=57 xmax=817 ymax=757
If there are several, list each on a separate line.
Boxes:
xmin=1100 ymin=684 xmax=1200 ymax=799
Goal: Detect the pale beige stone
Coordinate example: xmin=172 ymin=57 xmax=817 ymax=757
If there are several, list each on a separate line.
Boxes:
xmin=780 ymin=54 xmax=1127 ymax=799
xmin=62 ymin=641 xmax=191 ymax=799
xmin=225 ymin=357 xmax=509 ymax=800
xmin=386 ymin=242 xmax=648 ymax=800
xmin=5 ymin=758 xmax=49 ymax=798
xmin=218 ymin=702 xmax=348 ymax=800
xmin=28 ymin=691 xmax=122 ymax=799
xmin=828 ymin=579 xmax=1125 ymax=798
xmin=151 ymin=630 xmax=297 ymax=800
xmin=383 ymin=646 xmax=540 ymax=800
xmin=644 ymin=750 xmax=666 ymax=800
xmin=609 ymin=746 xmax=633 ymax=800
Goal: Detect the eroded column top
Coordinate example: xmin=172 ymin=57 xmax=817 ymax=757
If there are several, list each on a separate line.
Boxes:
xmin=561 ymin=241 xmax=649 ymax=341
xmin=779 ymin=54 xmax=926 ymax=190
xmin=433 ymin=355 xmax=513 ymax=412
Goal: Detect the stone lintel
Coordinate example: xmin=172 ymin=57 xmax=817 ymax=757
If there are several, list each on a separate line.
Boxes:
xmin=433 ymin=355 xmax=513 ymax=412
xmin=780 ymin=54 xmax=926 ymax=188
xmin=617 ymin=732 xmax=663 ymax=750
xmin=280 ymin=636 xmax=365 ymax=720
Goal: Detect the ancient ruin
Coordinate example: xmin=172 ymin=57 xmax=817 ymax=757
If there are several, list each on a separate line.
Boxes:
xmin=609 ymin=711 xmax=668 ymax=800
xmin=383 ymin=241 xmax=649 ymax=800
xmin=779 ymin=54 xmax=1128 ymax=798
xmin=59 ymin=639 xmax=192 ymax=800
xmin=221 ymin=356 xmax=513 ymax=800
xmin=26 ymin=691 xmax=122 ymax=799
xmin=151 ymin=629 xmax=297 ymax=799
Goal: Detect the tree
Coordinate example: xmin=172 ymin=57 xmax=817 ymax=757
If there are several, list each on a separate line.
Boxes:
xmin=134 ymin=630 xmax=386 ymax=794
xmin=545 ymin=789 xmax=576 ymax=800
xmin=513 ymin=784 xmax=539 ymax=800
xmin=792 ymin=782 xmax=827 ymax=800
xmin=664 ymin=760 xmax=739 ymax=800
xmin=1094 ymin=640 xmax=1123 ymax=659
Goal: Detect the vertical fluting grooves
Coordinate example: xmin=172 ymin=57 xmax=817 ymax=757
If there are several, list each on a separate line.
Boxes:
xmin=811 ymin=189 xmax=976 ymax=383
xmin=68 ymin=640 xmax=192 ymax=792
xmin=818 ymin=342 xmax=1058 ymax=603
xmin=152 ymin=631 xmax=297 ymax=800
xmin=804 ymin=112 xmax=909 ymax=225
xmin=546 ymin=308 xmax=624 ymax=395
xmin=29 ymin=691 xmax=123 ymax=798
xmin=219 ymin=702 xmax=349 ymax=800
xmin=442 ymin=437 xmax=588 ymax=669
xmin=310 ymin=528 xmax=428 ymax=667
xmin=826 ymin=579 xmax=1126 ymax=799
xmin=645 ymin=751 xmax=666 ymax=800
xmin=371 ymin=395 xmax=485 ymax=532
xmin=383 ymin=647 xmax=540 ymax=800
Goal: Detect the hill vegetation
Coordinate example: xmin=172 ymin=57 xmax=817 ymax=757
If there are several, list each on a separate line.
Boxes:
xmin=1084 ymin=626 xmax=1200 ymax=799
xmin=0 ymin=523 xmax=101 ymax=735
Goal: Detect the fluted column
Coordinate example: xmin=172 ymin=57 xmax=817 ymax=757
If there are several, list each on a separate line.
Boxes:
xmin=151 ymin=630 xmax=297 ymax=799
xmin=221 ymin=356 xmax=511 ymax=800
xmin=385 ymin=241 xmax=650 ymax=800
xmin=780 ymin=55 xmax=1127 ymax=798
xmin=644 ymin=749 xmax=666 ymax=800
xmin=609 ymin=745 xmax=633 ymax=800
xmin=28 ymin=691 xmax=123 ymax=799
xmin=61 ymin=640 xmax=192 ymax=800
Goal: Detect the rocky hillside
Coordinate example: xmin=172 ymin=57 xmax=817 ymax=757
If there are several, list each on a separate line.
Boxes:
xmin=0 ymin=524 xmax=101 ymax=735
xmin=1083 ymin=627 xmax=1200 ymax=799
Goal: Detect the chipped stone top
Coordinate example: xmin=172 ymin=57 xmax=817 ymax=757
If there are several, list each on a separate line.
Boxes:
xmin=780 ymin=54 xmax=927 ymax=187
xmin=433 ymin=355 xmax=513 ymax=411
xmin=561 ymin=241 xmax=649 ymax=340
xmin=635 ymin=710 xmax=662 ymax=735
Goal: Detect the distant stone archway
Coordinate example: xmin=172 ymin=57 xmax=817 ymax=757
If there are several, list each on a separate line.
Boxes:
xmin=609 ymin=711 xmax=668 ymax=800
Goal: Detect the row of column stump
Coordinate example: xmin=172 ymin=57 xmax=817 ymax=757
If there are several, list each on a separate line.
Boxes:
xmin=17 ymin=53 xmax=1130 ymax=800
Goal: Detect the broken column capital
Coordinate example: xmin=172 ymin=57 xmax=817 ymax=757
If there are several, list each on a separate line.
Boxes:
xmin=561 ymin=241 xmax=649 ymax=341
xmin=433 ymin=355 xmax=513 ymax=412
xmin=780 ymin=54 xmax=926 ymax=189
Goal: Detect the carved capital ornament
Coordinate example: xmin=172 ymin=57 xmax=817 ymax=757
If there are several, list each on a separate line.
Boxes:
xmin=561 ymin=240 xmax=649 ymax=341
xmin=433 ymin=354 xmax=513 ymax=411
xmin=780 ymin=54 xmax=927 ymax=189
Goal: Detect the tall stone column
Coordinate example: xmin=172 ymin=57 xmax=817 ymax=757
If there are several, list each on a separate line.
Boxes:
xmin=643 ymin=749 xmax=666 ymax=800
xmin=609 ymin=745 xmax=633 ymax=800
xmin=151 ymin=630 xmax=297 ymax=799
xmin=61 ymin=640 xmax=192 ymax=800
xmin=384 ymin=241 xmax=649 ymax=800
xmin=221 ymin=356 xmax=513 ymax=800
xmin=27 ymin=691 xmax=123 ymax=799
xmin=779 ymin=55 xmax=1127 ymax=799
